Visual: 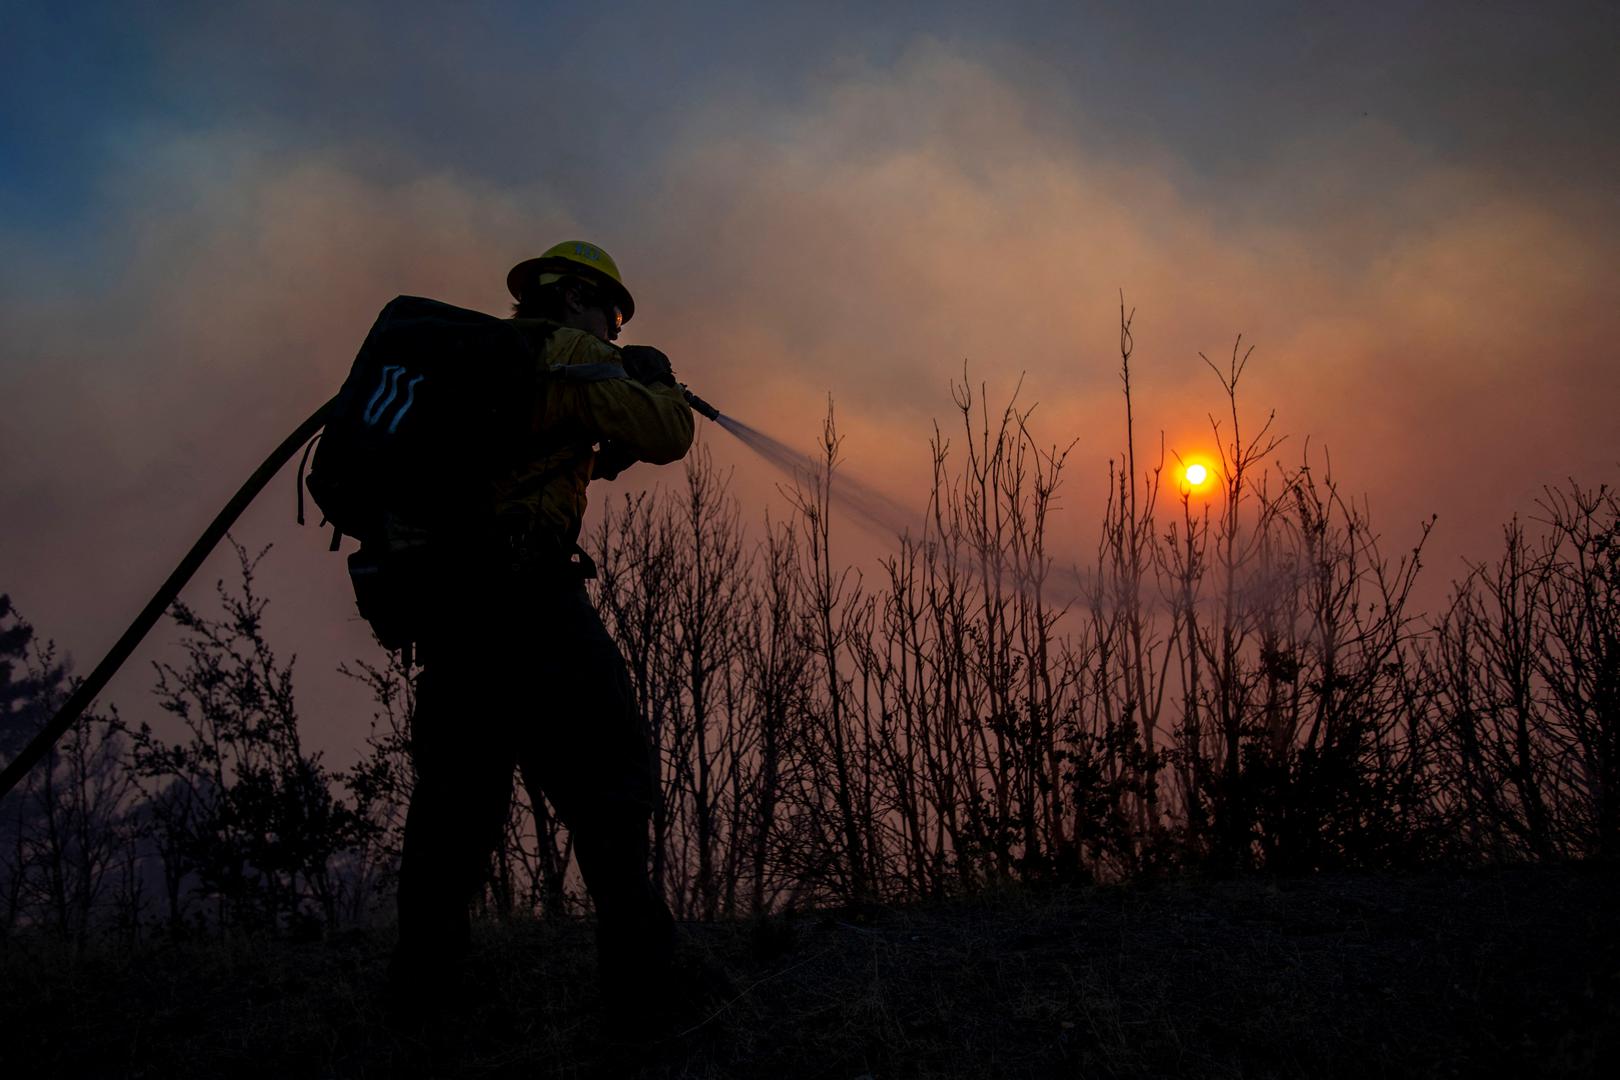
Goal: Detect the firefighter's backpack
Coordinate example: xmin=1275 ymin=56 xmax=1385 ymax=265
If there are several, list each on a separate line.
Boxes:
xmin=303 ymin=295 xmax=549 ymax=650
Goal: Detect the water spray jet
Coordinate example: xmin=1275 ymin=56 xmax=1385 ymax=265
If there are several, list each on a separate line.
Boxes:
xmin=685 ymin=390 xmax=923 ymax=543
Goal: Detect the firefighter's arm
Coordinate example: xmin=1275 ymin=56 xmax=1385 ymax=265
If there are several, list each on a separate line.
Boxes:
xmin=544 ymin=329 xmax=694 ymax=465
xmin=577 ymin=379 xmax=694 ymax=465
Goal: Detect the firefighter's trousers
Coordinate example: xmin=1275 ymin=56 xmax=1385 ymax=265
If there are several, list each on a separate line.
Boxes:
xmin=392 ymin=578 xmax=674 ymax=994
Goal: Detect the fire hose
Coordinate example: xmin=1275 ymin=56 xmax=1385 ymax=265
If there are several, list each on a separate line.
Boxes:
xmin=0 ymin=386 xmax=720 ymax=803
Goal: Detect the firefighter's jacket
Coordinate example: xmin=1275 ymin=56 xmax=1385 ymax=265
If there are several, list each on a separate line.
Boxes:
xmin=494 ymin=321 xmax=694 ymax=548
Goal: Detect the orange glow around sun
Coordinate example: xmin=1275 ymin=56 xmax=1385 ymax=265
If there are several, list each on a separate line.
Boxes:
xmin=1177 ymin=455 xmax=1218 ymax=496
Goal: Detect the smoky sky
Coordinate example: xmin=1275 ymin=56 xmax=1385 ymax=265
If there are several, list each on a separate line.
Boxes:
xmin=3 ymin=1 xmax=1617 ymax=762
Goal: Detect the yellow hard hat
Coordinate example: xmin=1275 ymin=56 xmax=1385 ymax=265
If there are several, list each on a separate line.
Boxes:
xmin=506 ymin=241 xmax=635 ymax=323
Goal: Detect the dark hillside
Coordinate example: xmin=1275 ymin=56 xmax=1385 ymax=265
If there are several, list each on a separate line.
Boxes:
xmin=3 ymin=863 xmax=1613 ymax=1079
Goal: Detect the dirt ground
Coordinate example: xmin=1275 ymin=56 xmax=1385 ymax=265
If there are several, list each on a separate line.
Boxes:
xmin=3 ymin=862 xmax=1615 ymax=1078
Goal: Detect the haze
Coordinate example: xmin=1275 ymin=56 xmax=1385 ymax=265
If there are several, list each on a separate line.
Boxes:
xmin=2 ymin=2 xmax=1616 ymax=763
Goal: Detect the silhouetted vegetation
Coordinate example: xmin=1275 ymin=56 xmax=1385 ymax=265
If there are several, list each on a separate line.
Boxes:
xmin=1 ymin=595 xmax=137 ymax=944
xmin=568 ymin=302 xmax=1616 ymax=916
xmin=122 ymin=543 xmax=383 ymax=936
xmin=6 ymin=315 xmax=1620 ymax=927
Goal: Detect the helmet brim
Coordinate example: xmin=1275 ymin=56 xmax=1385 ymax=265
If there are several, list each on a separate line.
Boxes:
xmin=505 ymin=256 xmax=635 ymax=323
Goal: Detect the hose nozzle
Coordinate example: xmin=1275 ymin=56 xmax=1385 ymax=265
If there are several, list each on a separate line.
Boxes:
xmin=682 ymin=386 xmax=722 ymax=422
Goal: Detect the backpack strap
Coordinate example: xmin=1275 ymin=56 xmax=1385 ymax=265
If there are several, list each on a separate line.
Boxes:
xmin=294 ymin=428 xmax=345 ymax=550
xmin=294 ymin=430 xmax=323 ymax=526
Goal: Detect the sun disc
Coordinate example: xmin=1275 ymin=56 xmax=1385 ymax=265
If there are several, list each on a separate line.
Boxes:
xmin=1185 ymin=463 xmax=1208 ymax=486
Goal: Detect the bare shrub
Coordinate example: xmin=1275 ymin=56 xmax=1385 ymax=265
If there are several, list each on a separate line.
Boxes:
xmin=0 ymin=596 xmax=136 ymax=943
xmin=1429 ymin=482 xmax=1620 ymax=861
xmin=125 ymin=541 xmax=377 ymax=934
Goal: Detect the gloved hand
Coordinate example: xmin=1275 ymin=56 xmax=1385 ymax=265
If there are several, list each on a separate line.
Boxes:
xmin=619 ymin=345 xmax=676 ymax=387
xmin=592 ymin=440 xmax=639 ymax=481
